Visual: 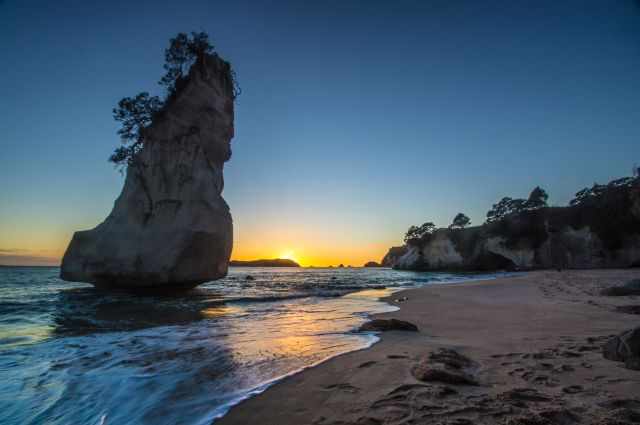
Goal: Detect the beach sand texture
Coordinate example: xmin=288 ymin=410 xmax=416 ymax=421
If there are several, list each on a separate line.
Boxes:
xmin=218 ymin=269 xmax=640 ymax=425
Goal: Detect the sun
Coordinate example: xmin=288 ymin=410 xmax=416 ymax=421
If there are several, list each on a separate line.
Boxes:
xmin=279 ymin=250 xmax=296 ymax=261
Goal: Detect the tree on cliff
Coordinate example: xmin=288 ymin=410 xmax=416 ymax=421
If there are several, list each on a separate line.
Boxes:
xmin=526 ymin=186 xmax=548 ymax=209
xmin=404 ymin=222 xmax=436 ymax=245
xmin=159 ymin=32 xmax=215 ymax=94
xmin=449 ymin=213 xmax=471 ymax=229
xmin=109 ymin=92 xmax=164 ymax=166
xmin=486 ymin=197 xmax=525 ymax=223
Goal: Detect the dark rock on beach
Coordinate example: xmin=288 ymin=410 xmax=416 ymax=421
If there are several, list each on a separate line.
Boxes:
xmin=359 ymin=319 xmax=418 ymax=332
xmin=603 ymin=327 xmax=640 ymax=370
xmin=412 ymin=348 xmax=478 ymax=385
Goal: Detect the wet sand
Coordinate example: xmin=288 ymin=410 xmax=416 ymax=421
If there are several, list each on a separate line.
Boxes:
xmin=217 ymin=270 xmax=640 ymax=425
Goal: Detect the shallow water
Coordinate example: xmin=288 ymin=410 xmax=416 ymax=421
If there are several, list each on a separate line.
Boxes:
xmin=0 ymin=266 xmax=504 ymax=425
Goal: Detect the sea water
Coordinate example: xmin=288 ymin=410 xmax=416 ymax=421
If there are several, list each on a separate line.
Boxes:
xmin=0 ymin=266 xmax=503 ymax=425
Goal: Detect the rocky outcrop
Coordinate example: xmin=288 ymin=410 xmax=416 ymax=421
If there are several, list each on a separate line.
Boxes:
xmin=61 ymin=54 xmax=235 ymax=289
xmin=363 ymin=261 xmax=382 ymax=267
xmin=383 ymin=181 xmax=640 ymax=271
xmin=381 ymin=246 xmax=408 ymax=267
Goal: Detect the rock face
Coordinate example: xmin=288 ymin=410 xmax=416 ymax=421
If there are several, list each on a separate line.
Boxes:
xmin=381 ymin=246 xmax=408 ymax=267
xmin=61 ymin=54 xmax=235 ymax=289
xmin=382 ymin=182 xmax=640 ymax=271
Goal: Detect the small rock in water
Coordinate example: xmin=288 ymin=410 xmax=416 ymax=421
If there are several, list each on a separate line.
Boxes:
xmin=359 ymin=319 xmax=418 ymax=332
xmin=394 ymin=296 xmax=408 ymax=303
xmin=245 ymin=275 xmax=255 ymax=281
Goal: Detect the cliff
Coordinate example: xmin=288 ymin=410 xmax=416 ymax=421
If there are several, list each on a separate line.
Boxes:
xmin=61 ymin=54 xmax=235 ymax=289
xmin=383 ymin=178 xmax=640 ymax=271
xmin=229 ymin=259 xmax=300 ymax=267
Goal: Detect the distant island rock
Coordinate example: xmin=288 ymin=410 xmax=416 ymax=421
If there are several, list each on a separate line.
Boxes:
xmin=363 ymin=261 xmax=382 ymax=267
xmin=229 ymin=259 xmax=300 ymax=267
xmin=383 ymin=174 xmax=640 ymax=271
xmin=61 ymin=52 xmax=236 ymax=289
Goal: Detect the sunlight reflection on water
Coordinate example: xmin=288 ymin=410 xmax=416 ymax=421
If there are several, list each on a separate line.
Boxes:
xmin=0 ymin=266 xmax=503 ymax=425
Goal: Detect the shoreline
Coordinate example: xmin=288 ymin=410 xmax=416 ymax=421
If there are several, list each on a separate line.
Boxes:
xmin=217 ymin=269 xmax=640 ymax=425
xmin=208 ymin=271 xmax=507 ymax=422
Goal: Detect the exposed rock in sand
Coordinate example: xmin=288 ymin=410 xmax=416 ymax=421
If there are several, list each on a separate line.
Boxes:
xmin=412 ymin=348 xmax=478 ymax=385
xmin=359 ymin=319 xmax=418 ymax=332
xmin=61 ymin=54 xmax=235 ymax=289
xmin=603 ymin=327 xmax=640 ymax=370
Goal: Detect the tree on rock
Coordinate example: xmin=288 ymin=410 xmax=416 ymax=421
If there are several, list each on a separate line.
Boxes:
xmin=159 ymin=32 xmax=215 ymax=93
xmin=404 ymin=222 xmax=436 ymax=245
xmin=109 ymin=32 xmax=240 ymax=169
xmin=449 ymin=213 xmax=471 ymax=229
xmin=109 ymin=92 xmax=164 ymax=167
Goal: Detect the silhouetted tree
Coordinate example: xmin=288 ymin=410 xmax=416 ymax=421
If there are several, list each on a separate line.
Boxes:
xmin=404 ymin=222 xmax=436 ymax=245
xmin=525 ymin=186 xmax=548 ymax=210
xmin=159 ymin=32 xmax=215 ymax=93
xmin=486 ymin=197 xmax=526 ymax=223
xmin=110 ymin=32 xmax=240 ymax=168
xmin=449 ymin=213 xmax=471 ymax=229
xmin=109 ymin=92 xmax=163 ymax=166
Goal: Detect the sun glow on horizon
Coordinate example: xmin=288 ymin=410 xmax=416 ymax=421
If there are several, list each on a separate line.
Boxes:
xmin=278 ymin=250 xmax=297 ymax=263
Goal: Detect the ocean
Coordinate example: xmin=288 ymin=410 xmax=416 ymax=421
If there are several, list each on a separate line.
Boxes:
xmin=0 ymin=266 xmax=503 ymax=425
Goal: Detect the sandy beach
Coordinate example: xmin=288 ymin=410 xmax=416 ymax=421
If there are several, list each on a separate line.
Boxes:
xmin=218 ymin=269 xmax=640 ymax=425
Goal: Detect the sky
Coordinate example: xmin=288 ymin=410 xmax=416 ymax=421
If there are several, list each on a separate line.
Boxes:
xmin=1 ymin=0 xmax=640 ymax=267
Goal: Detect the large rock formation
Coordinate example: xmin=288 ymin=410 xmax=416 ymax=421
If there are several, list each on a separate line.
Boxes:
xmin=383 ymin=179 xmax=640 ymax=271
xmin=61 ymin=54 xmax=235 ymax=289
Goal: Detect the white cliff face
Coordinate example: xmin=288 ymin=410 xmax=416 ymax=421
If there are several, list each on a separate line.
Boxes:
xmin=386 ymin=225 xmax=640 ymax=271
xmin=61 ymin=55 xmax=235 ymax=289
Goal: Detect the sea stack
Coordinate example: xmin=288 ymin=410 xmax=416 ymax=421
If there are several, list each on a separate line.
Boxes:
xmin=61 ymin=54 xmax=235 ymax=289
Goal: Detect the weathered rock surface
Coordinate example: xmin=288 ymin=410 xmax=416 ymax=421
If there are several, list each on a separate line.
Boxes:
xmin=359 ymin=319 xmax=418 ymax=332
xmin=603 ymin=327 xmax=640 ymax=371
xmin=382 ymin=182 xmax=640 ymax=271
xmin=61 ymin=54 xmax=235 ymax=289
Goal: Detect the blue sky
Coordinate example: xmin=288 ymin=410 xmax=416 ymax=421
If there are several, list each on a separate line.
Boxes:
xmin=1 ymin=0 xmax=640 ymax=266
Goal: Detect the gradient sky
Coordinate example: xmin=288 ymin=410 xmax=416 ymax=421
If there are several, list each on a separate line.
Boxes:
xmin=2 ymin=0 xmax=640 ymax=267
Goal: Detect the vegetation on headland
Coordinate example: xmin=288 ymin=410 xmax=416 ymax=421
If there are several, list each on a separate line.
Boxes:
xmin=402 ymin=167 xmax=640 ymax=256
xmin=110 ymin=32 xmax=240 ymax=168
